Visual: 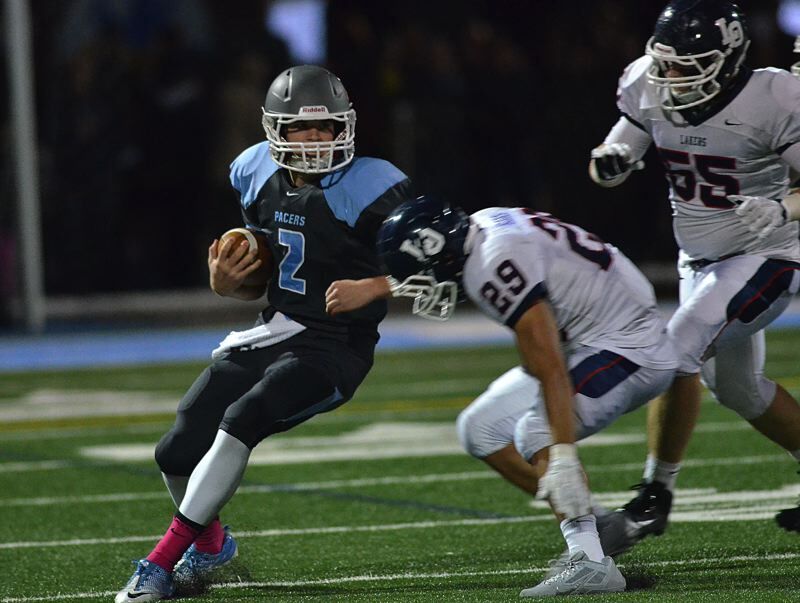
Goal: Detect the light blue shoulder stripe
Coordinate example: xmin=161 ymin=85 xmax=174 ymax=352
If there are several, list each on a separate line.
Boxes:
xmin=322 ymin=158 xmax=407 ymax=227
xmin=229 ymin=142 xmax=279 ymax=209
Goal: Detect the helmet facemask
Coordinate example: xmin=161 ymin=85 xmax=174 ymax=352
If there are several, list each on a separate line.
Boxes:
xmin=262 ymin=107 xmax=356 ymax=174
xmin=388 ymin=274 xmax=459 ymax=321
xmin=646 ymin=36 xmax=748 ymax=111
xmin=377 ymin=198 xmax=471 ymax=322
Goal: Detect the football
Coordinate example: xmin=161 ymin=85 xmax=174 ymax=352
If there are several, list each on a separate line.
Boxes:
xmin=219 ymin=227 xmax=274 ymax=287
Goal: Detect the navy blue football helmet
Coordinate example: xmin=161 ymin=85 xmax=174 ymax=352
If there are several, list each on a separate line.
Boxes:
xmin=377 ymin=196 xmax=471 ymax=320
xmin=646 ymin=0 xmax=750 ymax=111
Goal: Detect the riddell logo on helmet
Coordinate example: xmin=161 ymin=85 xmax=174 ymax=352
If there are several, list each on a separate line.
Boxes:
xmin=299 ymin=106 xmax=329 ymax=114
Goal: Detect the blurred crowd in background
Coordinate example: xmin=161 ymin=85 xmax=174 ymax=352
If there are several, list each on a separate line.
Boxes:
xmin=0 ymin=0 xmax=797 ymax=325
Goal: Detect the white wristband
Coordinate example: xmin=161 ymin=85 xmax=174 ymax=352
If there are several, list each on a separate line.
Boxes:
xmin=549 ymin=443 xmax=578 ymax=460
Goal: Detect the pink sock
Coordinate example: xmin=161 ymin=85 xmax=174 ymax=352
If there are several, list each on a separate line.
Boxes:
xmin=193 ymin=518 xmax=224 ymax=554
xmin=146 ymin=516 xmax=201 ymax=572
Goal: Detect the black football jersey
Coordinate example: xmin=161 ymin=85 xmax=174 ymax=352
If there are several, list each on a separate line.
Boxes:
xmin=230 ymin=142 xmax=412 ymax=329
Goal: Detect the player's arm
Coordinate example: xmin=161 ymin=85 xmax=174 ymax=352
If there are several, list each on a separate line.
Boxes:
xmin=513 ymin=299 xmax=591 ymax=519
xmin=208 ymin=237 xmax=266 ymax=300
xmin=326 ymin=172 xmax=414 ymax=316
xmin=589 ymin=116 xmax=652 ymax=188
xmin=513 ymin=299 xmax=575 ymax=444
xmin=325 ymin=276 xmax=392 ymax=316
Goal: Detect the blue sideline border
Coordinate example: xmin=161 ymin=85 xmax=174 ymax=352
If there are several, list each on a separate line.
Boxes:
xmin=1 ymin=307 xmax=799 ymax=373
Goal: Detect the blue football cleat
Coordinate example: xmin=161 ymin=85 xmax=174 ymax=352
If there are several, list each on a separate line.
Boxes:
xmin=115 ymin=559 xmax=175 ymax=602
xmin=173 ymin=526 xmax=239 ymax=586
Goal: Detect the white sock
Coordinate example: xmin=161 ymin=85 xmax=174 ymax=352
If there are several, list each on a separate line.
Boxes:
xmin=560 ymin=515 xmax=604 ymax=562
xmin=180 ymin=430 xmax=250 ymax=525
xmin=643 ymin=454 xmax=680 ymax=491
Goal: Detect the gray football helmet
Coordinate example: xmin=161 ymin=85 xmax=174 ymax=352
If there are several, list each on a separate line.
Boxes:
xmin=261 ymin=65 xmax=356 ymax=173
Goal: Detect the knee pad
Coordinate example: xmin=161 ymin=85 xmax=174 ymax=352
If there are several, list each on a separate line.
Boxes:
xmin=456 ymin=397 xmax=516 ymax=459
xmin=512 ymin=412 xmax=553 ymax=462
xmin=154 ymin=428 xmax=210 ymax=476
xmin=702 ymin=361 xmax=776 ymax=420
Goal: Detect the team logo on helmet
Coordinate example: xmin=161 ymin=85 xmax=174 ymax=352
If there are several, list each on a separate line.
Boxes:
xmin=399 ymin=228 xmax=446 ymax=262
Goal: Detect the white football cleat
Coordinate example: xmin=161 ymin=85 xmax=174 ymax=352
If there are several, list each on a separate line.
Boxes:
xmin=520 ymin=551 xmax=625 ymax=597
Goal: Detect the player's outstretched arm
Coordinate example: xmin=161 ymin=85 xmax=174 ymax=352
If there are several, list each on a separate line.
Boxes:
xmin=325 ymin=276 xmax=393 ymax=316
xmin=513 ymin=301 xmax=591 ymax=520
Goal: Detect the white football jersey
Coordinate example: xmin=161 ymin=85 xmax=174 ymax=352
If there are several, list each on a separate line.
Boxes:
xmin=463 ymin=208 xmax=676 ymax=370
xmin=616 ymin=56 xmax=800 ymax=262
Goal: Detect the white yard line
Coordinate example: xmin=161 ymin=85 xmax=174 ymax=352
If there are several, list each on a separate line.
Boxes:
xmin=2 ymin=454 xmax=789 ymax=506
xmin=2 ymin=482 xmax=798 ymax=551
xmin=2 ymin=552 xmax=800 ymax=603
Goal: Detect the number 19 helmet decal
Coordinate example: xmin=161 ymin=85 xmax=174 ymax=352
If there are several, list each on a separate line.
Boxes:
xmin=793 ymin=36 xmax=800 ymax=79
xmin=377 ymin=196 xmax=471 ymax=321
xmin=646 ymin=0 xmax=750 ymax=112
xmin=262 ymin=65 xmax=357 ymax=173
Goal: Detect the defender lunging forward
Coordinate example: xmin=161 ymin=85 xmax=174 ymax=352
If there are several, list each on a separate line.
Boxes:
xmin=328 ymin=197 xmax=678 ymax=597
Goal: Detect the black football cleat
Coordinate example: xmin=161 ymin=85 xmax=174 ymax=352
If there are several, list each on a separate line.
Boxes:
xmin=617 ymin=481 xmax=672 ymax=541
xmin=595 ymin=481 xmax=673 ymax=558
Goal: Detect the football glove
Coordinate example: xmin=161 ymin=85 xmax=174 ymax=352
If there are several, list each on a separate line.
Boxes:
xmin=590 ymin=143 xmax=645 ymax=183
xmin=730 ymin=194 xmax=788 ymax=240
xmin=536 ymin=444 xmax=592 ymax=519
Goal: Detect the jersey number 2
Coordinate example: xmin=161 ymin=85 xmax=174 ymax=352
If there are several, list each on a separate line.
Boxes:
xmin=526 ymin=211 xmax=612 ymax=270
xmin=278 ymin=228 xmax=306 ymax=294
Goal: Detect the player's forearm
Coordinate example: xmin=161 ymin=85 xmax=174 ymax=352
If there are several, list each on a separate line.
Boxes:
xmin=539 ymin=373 xmax=578 ymax=445
xmin=589 ymin=117 xmax=652 ymax=188
xmin=513 ymin=302 xmax=577 ymax=444
xmin=211 ymin=281 xmax=266 ymax=301
xmin=367 ymin=275 xmax=393 ymax=300
xmin=324 ymin=275 xmax=393 ymax=316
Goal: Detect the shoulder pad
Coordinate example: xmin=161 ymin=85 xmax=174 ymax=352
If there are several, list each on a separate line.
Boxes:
xmin=322 ymin=157 xmax=409 ymax=227
xmin=759 ymin=68 xmax=800 ymax=115
xmin=617 ymin=56 xmax=655 ymax=118
xmin=229 ymin=142 xmax=279 ymax=209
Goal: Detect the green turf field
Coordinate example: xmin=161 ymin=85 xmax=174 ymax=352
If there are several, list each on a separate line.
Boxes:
xmin=2 ymin=330 xmax=800 ymax=602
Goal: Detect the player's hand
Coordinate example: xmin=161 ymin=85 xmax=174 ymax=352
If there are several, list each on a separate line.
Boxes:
xmin=536 ymin=444 xmax=592 ymax=520
xmin=730 ymin=195 xmax=788 ymax=240
xmin=590 ymin=143 xmax=645 ymax=181
xmin=208 ymin=238 xmax=261 ymax=296
xmin=325 ymin=279 xmax=380 ymax=315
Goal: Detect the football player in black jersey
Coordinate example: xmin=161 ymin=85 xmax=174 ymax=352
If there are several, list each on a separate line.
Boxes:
xmin=116 ymin=65 xmax=412 ymax=602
